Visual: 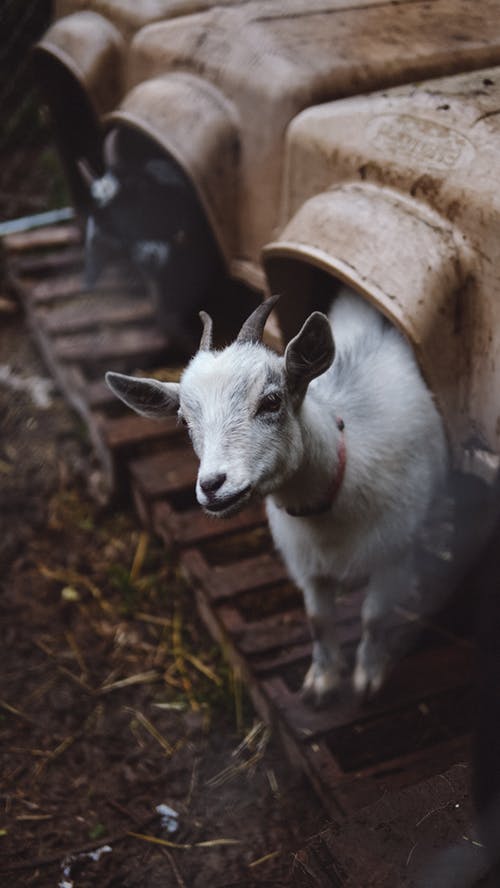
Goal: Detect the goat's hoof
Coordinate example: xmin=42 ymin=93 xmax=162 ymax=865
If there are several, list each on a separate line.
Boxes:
xmin=301 ymin=664 xmax=340 ymax=708
xmin=352 ymin=661 xmax=385 ymax=699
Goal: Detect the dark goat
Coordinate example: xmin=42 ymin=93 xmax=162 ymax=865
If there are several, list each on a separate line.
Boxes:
xmin=80 ymin=128 xmax=224 ymax=351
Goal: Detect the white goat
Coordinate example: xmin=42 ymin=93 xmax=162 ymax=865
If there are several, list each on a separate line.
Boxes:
xmin=106 ymin=286 xmax=448 ymax=703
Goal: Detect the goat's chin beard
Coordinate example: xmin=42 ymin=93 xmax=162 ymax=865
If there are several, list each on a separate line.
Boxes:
xmin=199 ymin=487 xmax=254 ymax=519
xmin=203 ymin=502 xmax=245 ymax=519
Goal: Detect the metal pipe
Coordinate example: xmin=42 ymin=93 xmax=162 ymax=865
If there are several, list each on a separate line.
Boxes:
xmin=0 ymin=207 xmax=75 ymax=237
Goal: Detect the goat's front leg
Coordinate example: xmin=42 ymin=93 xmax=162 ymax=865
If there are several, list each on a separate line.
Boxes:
xmin=301 ymin=576 xmax=345 ymax=707
xmin=353 ymin=554 xmax=418 ymax=697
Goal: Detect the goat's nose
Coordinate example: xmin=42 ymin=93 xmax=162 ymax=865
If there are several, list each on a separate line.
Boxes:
xmin=200 ymin=473 xmax=227 ymax=495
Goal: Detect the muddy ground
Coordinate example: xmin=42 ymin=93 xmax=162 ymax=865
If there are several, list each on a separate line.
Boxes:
xmin=0 ymin=301 xmax=326 ymax=888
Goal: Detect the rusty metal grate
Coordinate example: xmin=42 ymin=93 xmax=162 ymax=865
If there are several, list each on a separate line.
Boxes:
xmin=293 ymin=762 xmax=484 ymax=887
xmin=5 ymin=224 xmax=473 ymax=819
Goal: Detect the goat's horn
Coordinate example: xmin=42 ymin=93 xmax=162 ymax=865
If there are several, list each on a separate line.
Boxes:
xmin=198 ymin=311 xmax=213 ymax=351
xmin=236 ymin=294 xmax=280 ymax=345
xmin=104 ymin=128 xmax=120 ymax=167
xmin=77 ymin=158 xmax=99 ymax=190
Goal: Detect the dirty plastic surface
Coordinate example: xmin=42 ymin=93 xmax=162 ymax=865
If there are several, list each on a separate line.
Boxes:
xmin=265 ymin=66 xmax=500 ymax=468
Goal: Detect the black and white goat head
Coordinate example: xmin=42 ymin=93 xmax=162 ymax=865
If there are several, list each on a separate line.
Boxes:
xmin=79 ymin=128 xmax=223 ymax=350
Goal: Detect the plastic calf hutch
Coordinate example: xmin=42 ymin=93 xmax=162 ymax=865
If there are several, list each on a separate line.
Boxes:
xmin=265 ymin=65 xmax=500 ymax=482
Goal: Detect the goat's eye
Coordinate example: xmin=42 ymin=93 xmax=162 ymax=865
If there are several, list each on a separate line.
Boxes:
xmin=178 ymin=412 xmax=188 ymax=427
xmin=256 ymin=392 xmax=282 ymax=415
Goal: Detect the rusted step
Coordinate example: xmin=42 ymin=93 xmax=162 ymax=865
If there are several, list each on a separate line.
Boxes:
xmin=181 ymin=547 xmax=288 ymax=601
xmin=11 ymin=245 xmax=84 ymax=276
xmin=29 ymin=271 xmax=140 ymax=304
xmin=251 ymin=642 xmax=314 ymax=677
xmin=38 ymin=293 xmax=155 ymax=334
xmin=85 ymin=379 xmax=123 ymax=410
xmin=29 ymin=273 xmax=90 ymax=303
xmin=52 ymin=326 xmax=169 ymax=364
xmin=98 ymin=413 xmax=180 ymax=452
xmin=152 ymin=498 xmax=266 ymax=547
xmin=236 ymin=610 xmax=311 ymax=656
xmin=129 ymin=449 xmax=198 ymax=498
xmin=299 ymin=732 xmax=472 ymax=819
xmin=91 ymin=413 xmax=185 ymax=497
xmin=244 ymin=613 xmax=361 ymax=660
xmin=129 ymin=448 xmax=198 ymax=525
xmin=262 ymin=642 xmax=473 ymax=741
xmin=325 ymin=692 xmax=472 ymax=784
xmin=3 ymin=223 xmax=81 ymax=253
xmin=294 ymin=761 xmax=483 ymax=884
xmin=195 ymin=599 xmax=311 ymax=656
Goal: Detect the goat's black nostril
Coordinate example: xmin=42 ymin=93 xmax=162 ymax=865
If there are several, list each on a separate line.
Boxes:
xmin=200 ymin=473 xmax=227 ymax=494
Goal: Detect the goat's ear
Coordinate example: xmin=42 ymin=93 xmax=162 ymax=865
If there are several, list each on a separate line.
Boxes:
xmin=105 ymin=372 xmax=180 ymax=418
xmin=284 ymin=312 xmax=335 ymax=402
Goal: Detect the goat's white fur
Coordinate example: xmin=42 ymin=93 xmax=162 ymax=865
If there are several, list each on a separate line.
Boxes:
xmin=106 ymin=287 xmax=447 ymax=702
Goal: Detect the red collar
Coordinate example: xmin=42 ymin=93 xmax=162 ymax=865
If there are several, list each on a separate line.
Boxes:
xmin=286 ymin=418 xmax=346 ymax=518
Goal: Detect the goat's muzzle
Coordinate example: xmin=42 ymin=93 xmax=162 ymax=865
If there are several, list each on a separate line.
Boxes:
xmin=201 ymin=483 xmax=252 ymax=517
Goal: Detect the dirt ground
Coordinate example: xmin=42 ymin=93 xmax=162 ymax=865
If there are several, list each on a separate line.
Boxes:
xmin=0 ymin=302 xmax=326 ymax=887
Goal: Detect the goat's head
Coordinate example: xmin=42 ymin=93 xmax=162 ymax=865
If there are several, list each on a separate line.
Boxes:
xmin=106 ymin=297 xmax=335 ymax=517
